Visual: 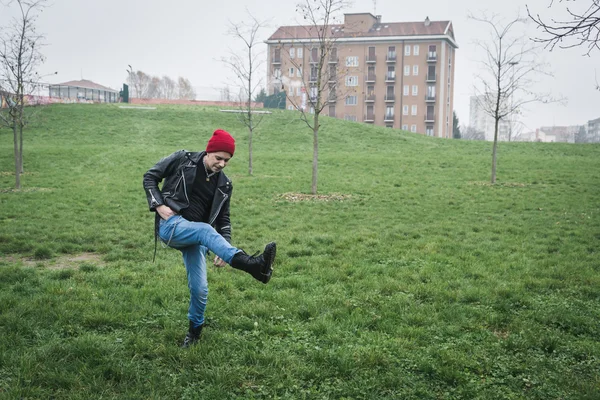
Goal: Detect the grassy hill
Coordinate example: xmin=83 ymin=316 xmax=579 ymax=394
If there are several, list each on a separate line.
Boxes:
xmin=1 ymin=104 xmax=599 ymax=399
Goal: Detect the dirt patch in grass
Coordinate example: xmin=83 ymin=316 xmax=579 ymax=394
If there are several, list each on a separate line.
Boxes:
xmin=1 ymin=252 xmax=104 ymax=269
xmin=469 ymin=181 xmax=531 ymax=188
xmin=278 ymin=192 xmax=352 ymax=202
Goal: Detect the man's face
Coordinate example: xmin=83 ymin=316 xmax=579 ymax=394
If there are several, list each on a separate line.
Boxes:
xmin=205 ymin=151 xmax=231 ymax=173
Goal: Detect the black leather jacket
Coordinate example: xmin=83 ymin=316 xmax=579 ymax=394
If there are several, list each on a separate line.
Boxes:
xmin=143 ymin=150 xmax=232 ymax=242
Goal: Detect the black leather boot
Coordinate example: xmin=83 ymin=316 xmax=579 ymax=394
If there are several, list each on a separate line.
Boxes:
xmin=181 ymin=320 xmax=203 ymax=348
xmin=230 ymin=242 xmax=276 ymax=284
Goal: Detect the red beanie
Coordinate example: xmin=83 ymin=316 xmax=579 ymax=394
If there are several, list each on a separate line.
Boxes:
xmin=206 ymin=129 xmax=235 ymax=156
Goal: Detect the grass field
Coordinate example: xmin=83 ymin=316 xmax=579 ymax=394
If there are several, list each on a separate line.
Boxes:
xmin=0 ymin=104 xmax=599 ymax=399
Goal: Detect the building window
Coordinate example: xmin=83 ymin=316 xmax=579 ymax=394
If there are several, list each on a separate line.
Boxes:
xmin=345 ymin=95 xmax=357 ymax=105
xmin=290 ymin=48 xmax=295 ymax=58
xmin=405 ymin=46 xmax=411 ymax=56
xmin=297 ymin=48 xmax=303 ymax=58
xmin=345 ymin=76 xmax=358 ymax=86
xmin=426 ymin=126 xmax=434 ymax=136
xmin=386 ymin=124 xmax=393 ymax=128
xmin=297 ymin=67 xmax=302 ymax=77
xmin=411 ymin=105 xmax=418 ymax=115
xmin=411 ymin=125 xmax=417 ymax=132
xmin=273 ymin=68 xmax=281 ymax=78
xmin=329 ymin=104 xmax=336 ymax=117
xmin=403 ymin=85 xmax=409 ymax=96
xmin=344 ymin=115 xmax=357 ymax=121
xmin=297 ymin=87 xmax=302 ymax=96
xmin=413 ymin=45 xmax=419 ymax=56
xmin=346 ymin=56 xmax=358 ymax=67
xmin=412 ymin=85 xmax=418 ymax=96
xmin=386 ymin=106 xmax=394 ymax=117
xmin=413 ymin=65 xmax=419 ymax=75
xmin=402 ymin=124 xmax=408 ymax=130
xmin=403 ymin=105 xmax=409 ymax=115
xmin=289 ymin=67 xmax=295 ymax=76
xmin=404 ymin=65 xmax=410 ymax=76
xmin=288 ymin=105 xmax=294 ymax=110
xmin=310 ymin=107 xmax=315 ymax=114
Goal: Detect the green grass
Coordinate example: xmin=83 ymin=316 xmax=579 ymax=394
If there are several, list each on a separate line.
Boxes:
xmin=0 ymin=104 xmax=599 ymax=399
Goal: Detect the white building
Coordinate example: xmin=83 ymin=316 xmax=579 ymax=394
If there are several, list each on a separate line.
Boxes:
xmin=468 ymin=95 xmax=512 ymax=141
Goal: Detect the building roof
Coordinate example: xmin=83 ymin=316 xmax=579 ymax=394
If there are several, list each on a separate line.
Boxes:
xmin=52 ymin=79 xmax=117 ymax=92
xmin=267 ymin=17 xmax=456 ymax=46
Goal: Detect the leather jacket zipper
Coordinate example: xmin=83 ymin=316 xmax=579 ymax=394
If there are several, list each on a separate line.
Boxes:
xmin=209 ymin=189 xmax=228 ymax=225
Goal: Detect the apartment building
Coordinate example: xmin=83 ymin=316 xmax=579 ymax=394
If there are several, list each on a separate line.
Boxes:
xmin=265 ymin=13 xmax=458 ymax=138
xmin=588 ymin=117 xmax=600 ymax=142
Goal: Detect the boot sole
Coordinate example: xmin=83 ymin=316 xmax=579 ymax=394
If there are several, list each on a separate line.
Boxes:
xmin=261 ymin=242 xmax=276 ymax=284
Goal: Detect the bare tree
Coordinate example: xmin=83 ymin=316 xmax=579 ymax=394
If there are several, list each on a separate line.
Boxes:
xmin=462 ymin=125 xmax=486 ymax=141
xmin=0 ymin=0 xmax=48 ymax=189
xmin=161 ymin=75 xmax=176 ymax=99
xmin=126 ymin=69 xmax=196 ymax=100
xmin=279 ymin=0 xmax=351 ymax=194
xmin=222 ymin=12 xmax=266 ymax=175
xmin=178 ymin=77 xmax=196 ymax=100
xmin=527 ymin=0 xmax=600 ymax=55
xmin=470 ymin=13 xmax=558 ymax=183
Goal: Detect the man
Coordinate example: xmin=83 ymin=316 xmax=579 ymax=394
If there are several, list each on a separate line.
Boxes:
xmin=143 ymin=129 xmax=276 ymax=347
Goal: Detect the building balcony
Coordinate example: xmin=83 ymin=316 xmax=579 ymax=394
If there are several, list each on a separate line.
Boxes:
xmin=385 ymin=73 xmax=396 ymax=82
xmin=365 ymin=74 xmax=376 ymax=83
xmin=365 ymin=94 xmax=375 ymax=102
xmin=364 ymin=114 xmax=375 ymax=123
xmin=426 ymin=74 xmax=436 ymax=82
xmin=272 ymin=57 xmax=281 ymax=64
xmin=386 ymin=52 xmax=397 ymax=62
xmin=427 ymin=52 xmax=437 ymax=62
xmin=384 ymin=114 xmax=395 ymax=122
xmin=328 ymin=56 xmax=338 ymax=64
xmin=328 ymin=96 xmax=337 ymax=103
xmin=425 ymin=95 xmax=436 ymax=102
xmin=309 ymin=75 xmax=318 ymax=83
xmin=328 ymin=74 xmax=337 ymax=82
xmin=425 ymin=114 xmax=435 ymax=123
xmin=366 ymin=55 xmax=377 ymax=63
xmin=384 ymin=94 xmax=395 ymax=102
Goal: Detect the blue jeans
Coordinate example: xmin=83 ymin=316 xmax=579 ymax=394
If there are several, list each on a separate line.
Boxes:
xmin=158 ymin=215 xmax=240 ymax=327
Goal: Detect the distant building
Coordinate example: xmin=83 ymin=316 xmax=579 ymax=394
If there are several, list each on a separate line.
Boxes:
xmin=587 ymin=117 xmax=600 ymax=142
xmin=536 ymin=126 xmax=579 ymax=143
xmin=468 ymin=95 xmax=511 ymax=141
xmin=49 ymin=79 xmax=118 ymax=103
xmin=512 ymin=131 xmax=536 ymax=142
xmin=265 ymin=13 xmax=458 ymax=137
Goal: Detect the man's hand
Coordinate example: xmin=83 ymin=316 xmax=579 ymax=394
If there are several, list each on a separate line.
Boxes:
xmin=156 ymin=205 xmax=175 ymax=220
xmin=213 ymin=256 xmax=227 ymax=268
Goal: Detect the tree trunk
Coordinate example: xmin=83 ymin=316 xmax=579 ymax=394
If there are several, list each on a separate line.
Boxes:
xmin=312 ymin=115 xmax=319 ymax=195
xmin=491 ymin=118 xmax=499 ymax=184
xmin=248 ymin=126 xmax=253 ymax=175
xmin=13 ymin=123 xmax=21 ymax=189
xmin=19 ymin=122 xmax=24 ymax=174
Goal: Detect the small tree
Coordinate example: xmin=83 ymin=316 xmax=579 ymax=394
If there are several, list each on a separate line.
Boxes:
xmin=222 ymin=12 xmax=267 ymax=175
xmin=470 ymin=12 xmax=558 ymax=183
xmin=282 ymin=0 xmax=351 ymax=194
xmin=0 ymin=0 xmax=48 ymax=189
xmin=254 ymin=88 xmax=267 ymax=103
xmin=453 ymin=111 xmax=462 ymax=139
xmin=462 ymin=125 xmax=486 ymax=141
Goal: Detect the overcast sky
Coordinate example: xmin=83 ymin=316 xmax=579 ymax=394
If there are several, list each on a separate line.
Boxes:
xmin=1 ymin=0 xmax=598 ymax=131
